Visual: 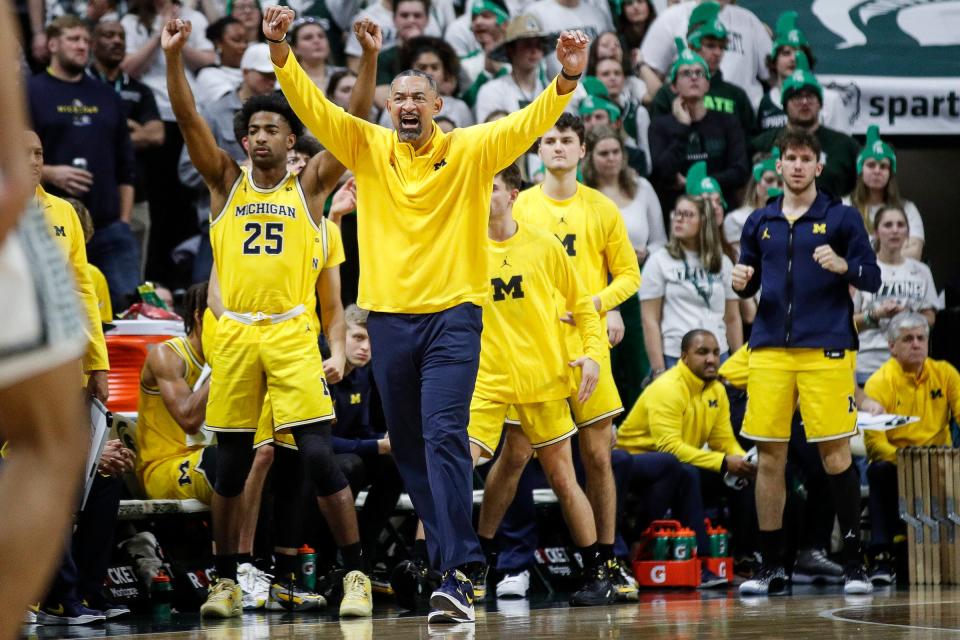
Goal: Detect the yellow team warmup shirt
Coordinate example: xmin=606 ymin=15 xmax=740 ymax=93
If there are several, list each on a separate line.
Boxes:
xmin=89 ymin=264 xmax=112 ymax=323
xmin=475 ymin=222 xmax=606 ymax=404
xmin=36 ymin=185 xmax=109 ymax=372
xmin=135 ymin=336 xmax=206 ymax=493
xmin=864 ymin=357 xmax=960 ymax=463
xmin=275 ymin=54 xmax=573 ymax=313
xmin=617 ymin=360 xmax=745 ymax=472
xmin=211 ymin=167 xmax=335 ymax=317
xmin=513 ymin=183 xmax=641 ymax=319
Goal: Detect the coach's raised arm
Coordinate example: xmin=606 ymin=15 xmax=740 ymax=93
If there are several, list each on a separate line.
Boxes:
xmin=264 ymin=6 xmax=586 ymax=175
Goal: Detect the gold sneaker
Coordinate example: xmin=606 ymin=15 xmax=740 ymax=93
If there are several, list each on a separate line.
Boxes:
xmin=339 ymin=570 xmax=373 ymax=617
xmin=200 ymin=578 xmax=243 ymax=618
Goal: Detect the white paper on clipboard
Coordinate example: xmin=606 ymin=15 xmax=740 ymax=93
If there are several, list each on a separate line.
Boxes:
xmin=185 ymin=363 xmax=216 ymax=447
xmin=82 ymin=398 xmax=111 ymax=510
xmin=857 ymin=411 xmax=921 ymax=431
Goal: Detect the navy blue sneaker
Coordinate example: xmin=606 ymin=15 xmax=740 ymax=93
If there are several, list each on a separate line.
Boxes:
xmin=37 ymin=600 xmax=106 ymax=625
xmin=427 ymin=569 xmax=475 ymax=624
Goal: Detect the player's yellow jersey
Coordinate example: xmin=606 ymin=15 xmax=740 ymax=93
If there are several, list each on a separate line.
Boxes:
xmin=135 ymin=337 xmax=206 ymax=487
xmin=513 ymin=183 xmax=641 ymax=318
xmin=475 ymin=223 xmax=606 ymax=405
xmin=210 ymin=167 xmax=330 ymax=316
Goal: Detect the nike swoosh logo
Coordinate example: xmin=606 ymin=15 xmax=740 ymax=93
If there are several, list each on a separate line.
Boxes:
xmin=48 ymin=605 xmax=65 ymax=616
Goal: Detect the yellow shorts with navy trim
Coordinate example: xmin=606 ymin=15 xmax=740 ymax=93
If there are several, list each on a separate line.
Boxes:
xmin=742 ymin=348 xmax=857 ymax=443
xmin=253 ymin=393 xmax=298 ymax=450
xmin=468 ymin=396 xmax=577 ymax=459
xmin=569 ymin=350 xmax=623 ymax=428
xmin=142 ymin=448 xmax=214 ymax=504
xmin=206 ymin=316 xmax=335 ymax=432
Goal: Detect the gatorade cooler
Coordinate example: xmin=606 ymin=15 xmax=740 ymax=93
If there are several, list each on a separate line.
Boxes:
xmin=632 ymin=520 xmax=700 ymax=588
xmin=105 ymin=320 xmax=185 ymax=414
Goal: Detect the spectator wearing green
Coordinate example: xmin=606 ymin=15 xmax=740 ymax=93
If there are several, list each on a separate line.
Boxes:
xmin=649 ymin=37 xmax=748 ymax=218
xmin=750 ymin=54 xmax=860 ymax=199
xmin=649 ymin=2 xmax=755 ymax=137
xmin=756 ymin=11 xmax=850 ymax=134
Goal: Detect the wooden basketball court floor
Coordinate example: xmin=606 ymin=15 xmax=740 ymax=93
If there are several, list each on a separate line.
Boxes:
xmin=22 ymin=586 xmax=960 ymax=639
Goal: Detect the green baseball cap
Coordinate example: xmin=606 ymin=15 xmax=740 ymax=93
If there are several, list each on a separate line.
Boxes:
xmin=857 ymin=125 xmax=897 ymax=174
xmin=581 ymin=75 xmax=610 ymax=98
xmin=685 ymin=161 xmax=726 ymax=208
xmin=669 ymin=37 xmax=710 ymax=84
xmin=578 ymin=94 xmax=621 ymax=122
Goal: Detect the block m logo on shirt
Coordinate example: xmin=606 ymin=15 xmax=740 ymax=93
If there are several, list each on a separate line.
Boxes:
xmin=558 ymin=234 xmax=576 ymax=257
xmin=491 ymin=275 xmax=525 ymax=301
xmin=813 ymin=223 xmax=827 ymax=234
xmin=54 ymin=225 xmax=66 ymax=237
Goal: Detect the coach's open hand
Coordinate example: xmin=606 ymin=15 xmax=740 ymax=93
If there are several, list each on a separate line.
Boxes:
xmin=731 ymin=264 xmax=754 ymax=292
xmin=263 ymin=6 xmax=295 ymax=42
xmin=353 ymin=17 xmax=382 ymax=52
xmin=161 ymin=18 xmax=191 ymax=53
xmin=570 ymin=356 xmax=599 ymax=404
xmin=813 ymin=244 xmax=848 ymax=274
xmin=556 ymin=30 xmax=589 ymax=78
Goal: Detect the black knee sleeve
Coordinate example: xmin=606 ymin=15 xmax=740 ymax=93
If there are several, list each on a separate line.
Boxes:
xmin=271 ymin=447 xmax=304 ymax=549
xmin=213 ymin=432 xmax=256 ymax=498
xmin=292 ymin=424 xmax=350 ymax=497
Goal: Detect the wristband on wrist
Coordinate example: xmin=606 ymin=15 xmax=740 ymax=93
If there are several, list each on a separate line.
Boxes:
xmin=560 ymin=68 xmax=582 ymax=81
xmin=264 ymin=34 xmax=286 ymax=44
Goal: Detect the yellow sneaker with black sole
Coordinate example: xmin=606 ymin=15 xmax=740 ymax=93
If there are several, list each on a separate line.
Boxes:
xmin=200 ymin=578 xmax=243 ymax=618
xmin=339 ymin=570 xmax=373 ymax=617
xmin=608 ymin=558 xmax=639 ymax=602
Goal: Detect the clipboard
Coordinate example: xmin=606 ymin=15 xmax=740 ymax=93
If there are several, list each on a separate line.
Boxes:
xmin=82 ymin=398 xmax=111 ymax=510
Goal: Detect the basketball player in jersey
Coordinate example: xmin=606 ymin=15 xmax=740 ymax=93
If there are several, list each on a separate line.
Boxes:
xmin=135 ymin=283 xmax=214 ymax=504
xmin=163 ymin=17 xmax=380 ymax=618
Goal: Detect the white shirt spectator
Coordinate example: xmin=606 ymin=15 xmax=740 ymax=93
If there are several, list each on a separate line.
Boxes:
xmin=853 ymin=258 xmax=941 ymax=378
xmin=641 ymin=1 xmax=771 ymax=108
xmin=474 ymin=69 xmax=547 ymax=123
xmin=620 ymin=178 xmax=666 ymax=254
xmin=122 ymin=8 xmax=214 ymax=121
xmin=445 ymin=13 xmax=477 ymax=57
xmin=640 ymin=248 xmax=737 ymax=358
xmin=524 ymin=0 xmax=613 ymax=76
xmin=723 ymin=205 xmax=752 ymax=246
xmin=194 ymin=65 xmax=242 ymax=105
xmin=343 ymin=0 xmax=451 ymax=58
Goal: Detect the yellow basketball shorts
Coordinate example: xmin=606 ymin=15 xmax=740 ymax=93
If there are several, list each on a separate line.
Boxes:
xmin=252 ymin=392 xmax=298 ymax=450
xmin=569 ymin=349 xmax=623 ymax=428
xmin=206 ymin=316 xmax=335 ymax=432
xmin=142 ymin=448 xmax=214 ymax=504
xmin=741 ymin=348 xmax=858 ymax=443
xmin=468 ymin=396 xmax=577 ymax=459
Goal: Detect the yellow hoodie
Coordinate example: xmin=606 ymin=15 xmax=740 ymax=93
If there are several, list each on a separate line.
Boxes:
xmin=617 ymin=360 xmax=744 ymax=472
xmin=275 ymin=54 xmax=573 ymax=314
xmin=37 ymin=186 xmax=109 ymax=373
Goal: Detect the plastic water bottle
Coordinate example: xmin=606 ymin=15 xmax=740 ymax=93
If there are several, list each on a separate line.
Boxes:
xmin=151 ymin=571 xmax=172 ymax=618
xmin=299 ymin=545 xmax=317 ymax=591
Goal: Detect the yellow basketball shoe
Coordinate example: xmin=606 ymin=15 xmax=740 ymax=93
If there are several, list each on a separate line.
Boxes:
xmin=200 ymin=578 xmax=243 ymax=618
xmin=339 ymin=570 xmax=373 ymax=617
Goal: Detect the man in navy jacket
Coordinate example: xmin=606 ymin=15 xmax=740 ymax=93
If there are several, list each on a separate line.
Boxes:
xmin=732 ymin=129 xmax=880 ymax=597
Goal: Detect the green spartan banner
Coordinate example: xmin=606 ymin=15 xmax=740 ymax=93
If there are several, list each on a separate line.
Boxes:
xmin=740 ymin=0 xmax=960 ymax=134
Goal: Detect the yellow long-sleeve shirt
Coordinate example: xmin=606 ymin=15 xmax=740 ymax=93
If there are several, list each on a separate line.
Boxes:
xmin=863 ymin=357 xmax=960 ymax=463
xmin=274 ymin=54 xmax=573 ymax=313
xmin=617 ymin=360 xmax=744 ymax=472
xmin=475 ymin=222 xmax=605 ymax=404
xmin=513 ymin=183 xmax=641 ymax=316
xmin=37 ymin=186 xmax=109 ymax=372
xmin=89 ymin=264 xmax=113 ymax=323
